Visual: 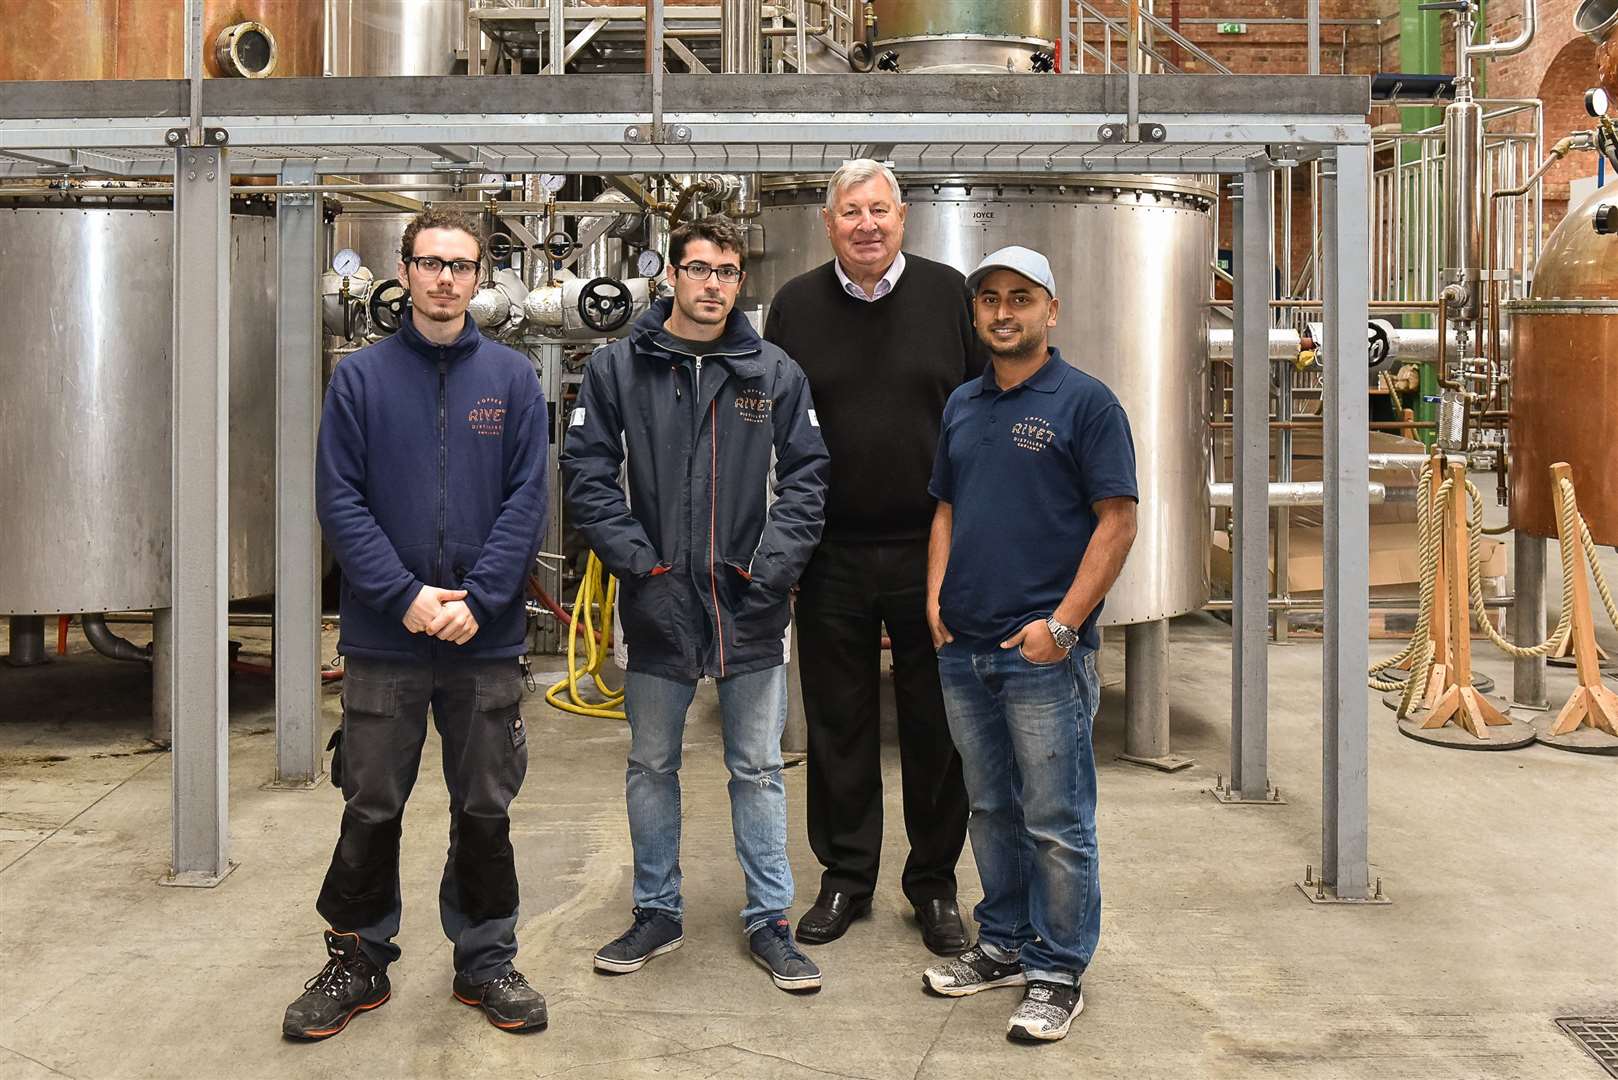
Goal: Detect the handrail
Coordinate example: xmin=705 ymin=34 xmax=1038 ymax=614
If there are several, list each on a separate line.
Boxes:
xmin=1134 ymin=6 xmax=1232 ymax=73
xmin=1073 ymin=1 xmax=1182 ymax=73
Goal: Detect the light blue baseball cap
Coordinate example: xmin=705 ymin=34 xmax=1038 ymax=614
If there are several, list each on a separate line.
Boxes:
xmin=966 ymin=245 xmax=1057 ymax=298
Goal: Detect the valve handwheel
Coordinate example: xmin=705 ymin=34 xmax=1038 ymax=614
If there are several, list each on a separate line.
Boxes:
xmin=578 ymin=277 xmax=634 ymax=333
xmin=368 ymin=278 xmax=409 ymax=334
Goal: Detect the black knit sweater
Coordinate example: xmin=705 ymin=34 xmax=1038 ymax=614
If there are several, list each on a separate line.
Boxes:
xmin=764 ymin=254 xmax=985 ymax=543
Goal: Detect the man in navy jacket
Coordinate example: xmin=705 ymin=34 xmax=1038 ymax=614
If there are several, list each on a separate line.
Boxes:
xmin=284 ymin=209 xmax=549 ymax=1040
xmin=561 ymin=217 xmax=830 ymax=992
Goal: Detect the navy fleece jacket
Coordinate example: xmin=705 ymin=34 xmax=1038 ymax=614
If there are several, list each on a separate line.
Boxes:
xmin=316 ymin=314 xmax=548 ymax=662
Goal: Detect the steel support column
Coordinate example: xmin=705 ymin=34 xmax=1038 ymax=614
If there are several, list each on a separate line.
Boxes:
xmin=5 ymin=616 xmax=47 ymax=667
xmin=1224 ymin=165 xmax=1277 ymax=803
xmin=1512 ymin=533 xmax=1548 ymax=709
xmin=1320 ymin=145 xmax=1372 ymax=900
xmin=152 ymin=607 xmax=173 ymax=746
xmin=1120 ymin=619 xmax=1191 ymax=771
xmin=164 ymin=143 xmax=234 ymax=887
xmin=272 ymin=160 xmax=324 ymax=788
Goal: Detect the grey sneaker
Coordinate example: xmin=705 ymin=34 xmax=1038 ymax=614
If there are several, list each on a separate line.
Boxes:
xmin=594 ymin=907 xmax=685 ymax=974
xmin=922 ymin=946 xmax=1026 ymax=997
xmin=749 ymin=917 xmax=822 ymax=992
xmin=1007 ymin=980 xmax=1084 ymax=1042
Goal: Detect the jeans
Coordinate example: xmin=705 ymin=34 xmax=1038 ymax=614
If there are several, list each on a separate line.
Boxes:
xmin=936 ymin=643 xmax=1102 ymax=986
xmin=316 ymin=657 xmax=528 ymax=983
xmin=623 ymin=663 xmax=794 ymax=929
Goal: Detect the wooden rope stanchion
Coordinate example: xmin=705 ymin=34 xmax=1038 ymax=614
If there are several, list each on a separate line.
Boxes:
xmin=1397 ymin=463 xmax=1535 ymax=749
xmin=1538 ymin=463 xmax=1618 ymax=752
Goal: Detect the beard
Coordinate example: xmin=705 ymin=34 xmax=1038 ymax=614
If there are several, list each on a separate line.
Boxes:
xmin=679 ymin=295 xmax=727 ymax=325
xmin=982 ymin=326 xmax=1042 ymax=359
xmin=417 ymin=293 xmax=464 ymax=322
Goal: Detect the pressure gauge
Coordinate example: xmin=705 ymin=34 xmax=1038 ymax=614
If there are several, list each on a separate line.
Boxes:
xmin=538 ymin=173 xmax=567 ymax=194
xmin=636 ymin=249 xmax=665 ymax=278
xmin=332 ymin=248 xmax=362 ymax=276
xmin=1587 ymin=87 xmax=1610 ymax=119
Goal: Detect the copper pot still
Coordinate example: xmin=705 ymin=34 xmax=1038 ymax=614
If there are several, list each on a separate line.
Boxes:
xmin=1506 ymin=184 xmax=1618 ymax=545
xmin=0 ymin=1 xmax=323 ymax=81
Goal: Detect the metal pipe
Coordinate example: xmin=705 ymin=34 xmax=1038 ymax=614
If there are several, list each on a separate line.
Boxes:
xmin=1123 ymin=619 xmax=1173 ymax=762
xmin=0 ymin=182 xmax=514 ymax=199
xmin=6 ymin=616 xmax=48 ymax=667
xmin=1209 ymin=481 xmax=1388 ymax=507
xmin=721 ymin=0 xmax=762 ymax=72
xmin=1210 ymin=420 xmax=1437 ymax=431
xmin=1512 ymin=533 xmax=1548 ymax=709
xmin=1465 ymin=0 xmax=1535 ymax=64
xmin=82 ymin=613 xmax=153 ymax=663
xmin=1205 ymin=595 xmax=1515 ymax=612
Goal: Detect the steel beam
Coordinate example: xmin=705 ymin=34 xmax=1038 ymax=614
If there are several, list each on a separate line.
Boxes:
xmin=1512 ymin=534 xmax=1548 ymax=709
xmin=163 ymin=144 xmax=233 ymax=887
xmin=1319 ymin=145 xmax=1371 ymax=900
xmin=1229 ymin=166 xmax=1275 ymax=802
xmin=272 ymin=161 xmax=324 ymax=789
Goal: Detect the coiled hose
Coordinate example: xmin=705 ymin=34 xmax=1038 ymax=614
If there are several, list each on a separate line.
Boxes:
xmin=544 ymin=551 xmax=627 ymax=720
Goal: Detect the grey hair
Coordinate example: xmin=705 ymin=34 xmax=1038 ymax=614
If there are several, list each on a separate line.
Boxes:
xmin=824 ymin=158 xmax=903 ymax=212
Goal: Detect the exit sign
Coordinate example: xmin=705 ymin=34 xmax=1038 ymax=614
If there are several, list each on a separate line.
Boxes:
xmin=1217 ymin=22 xmax=1247 ymax=34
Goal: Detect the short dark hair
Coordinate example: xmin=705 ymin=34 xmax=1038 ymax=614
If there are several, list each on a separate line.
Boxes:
xmin=668 ymin=215 xmax=746 ymax=270
xmin=400 ymin=207 xmax=484 ymax=264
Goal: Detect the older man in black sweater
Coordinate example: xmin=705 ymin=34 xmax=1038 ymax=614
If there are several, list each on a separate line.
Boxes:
xmin=764 ymin=159 xmax=983 ymax=956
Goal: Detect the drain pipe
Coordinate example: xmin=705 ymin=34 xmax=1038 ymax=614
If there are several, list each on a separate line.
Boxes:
xmin=82 ymin=613 xmax=153 ymax=663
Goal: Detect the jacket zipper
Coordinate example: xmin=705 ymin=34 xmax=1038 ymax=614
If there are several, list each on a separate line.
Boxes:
xmin=436 ymin=357 xmax=448 ymax=612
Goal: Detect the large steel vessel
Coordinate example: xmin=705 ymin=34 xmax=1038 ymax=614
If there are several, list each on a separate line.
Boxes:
xmin=749 ymin=175 xmax=1214 ymax=624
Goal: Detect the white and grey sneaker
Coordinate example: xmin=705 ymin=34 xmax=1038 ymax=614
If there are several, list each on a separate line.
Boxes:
xmin=1006 ymin=980 xmax=1084 ymax=1042
xmin=594 ymin=907 xmax=684 ymax=974
xmin=921 ymin=946 xmax=1027 ymax=997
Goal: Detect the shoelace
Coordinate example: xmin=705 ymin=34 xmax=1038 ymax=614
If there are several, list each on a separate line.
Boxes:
xmin=485 ymin=970 xmax=530 ymax=995
xmin=304 ymin=956 xmax=352 ymax=999
xmin=767 ymin=920 xmax=810 ymax=964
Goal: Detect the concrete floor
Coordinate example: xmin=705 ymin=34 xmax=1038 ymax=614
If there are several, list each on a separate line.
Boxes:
xmin=2 ymin=529 xmax=1616 ymax=1078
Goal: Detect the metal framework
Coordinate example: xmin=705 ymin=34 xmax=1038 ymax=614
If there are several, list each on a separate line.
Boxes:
xmin=0 ymin=71 xmax=1375 ymax=898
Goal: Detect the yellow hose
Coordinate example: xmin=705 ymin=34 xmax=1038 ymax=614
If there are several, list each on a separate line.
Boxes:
xmin=544 ymin=551 xmax=628 ymax=720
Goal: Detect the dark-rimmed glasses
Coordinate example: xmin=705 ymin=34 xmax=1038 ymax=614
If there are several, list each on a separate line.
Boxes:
xmin=405 ymin=255 xmax=480 ymax=280
xmin=673 ymin=261 xmax=744 ymax=284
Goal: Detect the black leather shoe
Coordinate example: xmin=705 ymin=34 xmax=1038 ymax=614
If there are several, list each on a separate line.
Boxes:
xmin=795 ymin=890 xmax=872 ymax=945
xmin=914 ymin=898 xmax=969 ymax=956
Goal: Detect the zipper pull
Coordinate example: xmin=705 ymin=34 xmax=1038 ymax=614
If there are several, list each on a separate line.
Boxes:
xmin=673 ymin=365 xmax=681 ymax=399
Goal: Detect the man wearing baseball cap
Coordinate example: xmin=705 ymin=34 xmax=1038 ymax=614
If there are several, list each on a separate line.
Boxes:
xmin=918 ymin=245 xmax=1138 ymax=1042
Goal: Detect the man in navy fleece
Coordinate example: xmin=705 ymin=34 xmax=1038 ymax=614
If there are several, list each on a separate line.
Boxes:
xmin=283 ymin=209 xmax=549 ymax=1041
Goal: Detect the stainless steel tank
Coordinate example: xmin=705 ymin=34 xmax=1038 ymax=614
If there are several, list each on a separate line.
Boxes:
xmin=326 ymin=0 xmax=468 ymax=277
xmin=1506 ymin=185 xmax=1618 ymax=545
xmin=871 ymin=0 xmax=1061 ymax=72
xmin=749 ymin=175 xmax=1214 ymax=624
xmin=0 ymin=207 xmax=278 ymax=615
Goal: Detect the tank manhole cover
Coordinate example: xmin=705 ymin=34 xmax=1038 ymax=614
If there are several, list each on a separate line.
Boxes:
xmin=1558 ymin=1018 xmax=1618 ymax=1077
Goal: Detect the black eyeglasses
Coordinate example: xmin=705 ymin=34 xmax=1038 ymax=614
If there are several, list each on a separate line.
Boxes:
xmin=405 ymin=255 xmax=480 ymax=280
xmin=673 ymin=261 xmax=744 ymax=284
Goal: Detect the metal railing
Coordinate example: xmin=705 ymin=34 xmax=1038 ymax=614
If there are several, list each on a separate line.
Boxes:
xmin=1067 ymin=2 xmax=1234 ymax=75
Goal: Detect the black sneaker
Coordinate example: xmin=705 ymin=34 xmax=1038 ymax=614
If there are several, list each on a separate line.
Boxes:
xmin=282 ymin=930 xmax=390 ymax=1041
xmin=1006 ymin=980 xmax=1084 ymax=1042
xmin=749 ymin=917 xmax=822 ymax=993
xmin=452 ymin=969 xmax=548 ymax=1033
xmin=922 ymin=946 xmax=1026 ymax=997
xmin=594 ymin=907 xmax=685 ymax=974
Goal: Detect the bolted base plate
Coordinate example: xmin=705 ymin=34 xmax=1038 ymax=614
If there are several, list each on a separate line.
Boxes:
xmin=262 ymin=773 xmax=326 ymax=791
xmin=158 ymin=862 xmax=239 ymax=889
xmin=1296 ymin=879 xmax=1392 ymax=905
xmin=1206 ymin=780 xmax=1286 ymax=805
xmin=1117 ymin=751 xmax=1195 ymax=773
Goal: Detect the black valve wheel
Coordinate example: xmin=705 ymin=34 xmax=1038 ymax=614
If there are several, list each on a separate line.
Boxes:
xmin=578 ymin=277 xmax=634 ymax=334
xmin=1367 ymin=320 xmax=1392 ymax=369
xmin=367 ymin=278 xmax=409 ymax=335
xmin=544 ymin=230 xmax=577 ymax=261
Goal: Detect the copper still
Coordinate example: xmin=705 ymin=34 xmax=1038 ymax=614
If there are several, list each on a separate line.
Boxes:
xmin=1506 ymin=186 xmax=1618 ymax=545
xmin=0 ymin=1 xmax=323 ymax=81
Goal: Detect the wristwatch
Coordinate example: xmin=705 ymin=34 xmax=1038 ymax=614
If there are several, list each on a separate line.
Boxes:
xmin=1045 ymin=616 xmax=1079 ymax=652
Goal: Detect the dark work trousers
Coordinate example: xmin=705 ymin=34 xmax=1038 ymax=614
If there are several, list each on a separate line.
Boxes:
xmin=315 ymin=656 xmax=529 ymax=983
xmin=795 ymin=538 xmax=969 ymax=905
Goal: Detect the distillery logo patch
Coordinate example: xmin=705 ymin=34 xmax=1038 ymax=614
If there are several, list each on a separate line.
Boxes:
xmin=734 ymin=388 xmax=773 ymax=424
xmin=1011 ymin=416 xmax=1056 ymax=453
xmin=468 ymin=397 xmax=507 ymax=437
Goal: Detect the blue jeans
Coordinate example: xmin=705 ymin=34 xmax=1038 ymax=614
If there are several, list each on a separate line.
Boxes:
xmin=623 ymin=663 xmax=794 ymax=930
xmin=936 ymin=643 xmax=1102 ymax=986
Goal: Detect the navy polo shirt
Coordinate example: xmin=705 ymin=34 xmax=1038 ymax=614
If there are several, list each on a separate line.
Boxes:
xmin=928 ymin=347 xmax=1138 ymax=651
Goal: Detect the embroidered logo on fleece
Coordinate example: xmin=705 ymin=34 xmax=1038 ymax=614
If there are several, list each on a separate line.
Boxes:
xmin=468 ymin=397 xmax=507 ymax=437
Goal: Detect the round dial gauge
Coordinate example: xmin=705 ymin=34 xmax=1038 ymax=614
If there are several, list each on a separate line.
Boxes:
xmin=332 ymin=248 xmax=362 ymax=275
xmin=636 ymin=249 xmax=665 ymax=278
